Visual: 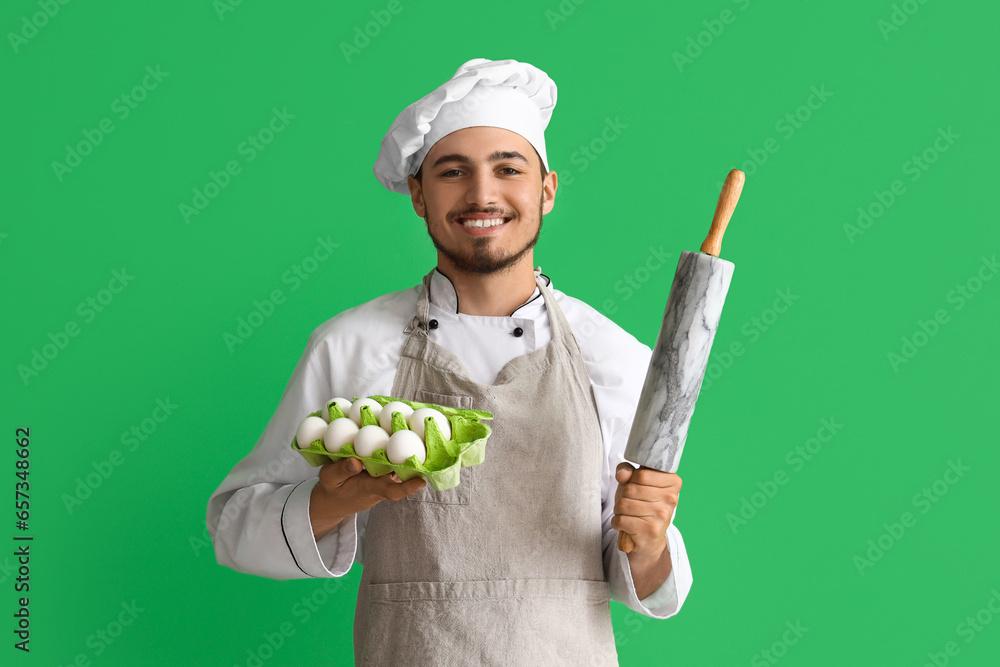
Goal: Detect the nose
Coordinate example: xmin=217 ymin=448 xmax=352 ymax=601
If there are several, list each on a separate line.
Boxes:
xmin=464 ymin=168 xmax=500 ymax=209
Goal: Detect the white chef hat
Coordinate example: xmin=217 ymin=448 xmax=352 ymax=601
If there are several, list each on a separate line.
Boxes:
xmin=373 ymin=58 xmax=558 ymax=194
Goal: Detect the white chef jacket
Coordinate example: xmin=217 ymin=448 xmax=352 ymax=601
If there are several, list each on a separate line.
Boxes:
xmin=207 ymin=267 xmax=693 ymax=619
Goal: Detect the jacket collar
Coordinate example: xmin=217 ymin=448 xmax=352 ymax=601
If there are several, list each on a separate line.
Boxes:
xmin=430 ymin=267 xmax=552 ymax=318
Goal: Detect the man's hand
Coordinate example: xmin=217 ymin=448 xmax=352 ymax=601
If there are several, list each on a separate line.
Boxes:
xmin=612 ymin=462 xmax=682 ymax=600
xmin=309 ymin=457 xmax=426 ymax=540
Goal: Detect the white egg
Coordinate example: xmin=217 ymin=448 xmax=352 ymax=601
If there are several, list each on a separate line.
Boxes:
xmin=408 ymin=407 xmax=451 ymax=441
xmin=386 ymin=429 xmax=426 ymax=465
xmin=296 ymin=416 xmax=328 ymax=449
xmin=324 ymin=397 xmax=353 ymax=422
xmin=353 ymin=424 xmax=390 ymax=458
xmin=323 ymin=418 xmax=359 ymax=453
xmin=379 ymin=401 xmax=415 ymax=432
xmin=349 ymin=398 xmax=383 ymax=427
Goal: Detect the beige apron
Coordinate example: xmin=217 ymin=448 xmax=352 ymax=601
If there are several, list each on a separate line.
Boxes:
xmin=353 ymin=269 xmax=618 ymax=666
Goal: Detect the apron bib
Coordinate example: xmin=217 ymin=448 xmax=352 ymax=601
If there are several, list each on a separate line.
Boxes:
xmin=354 ymin=269 xmax=618 ymax=666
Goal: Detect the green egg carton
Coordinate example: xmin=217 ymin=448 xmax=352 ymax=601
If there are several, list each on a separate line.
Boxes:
xmin=290 ymin=395 xmax=493 ymax=491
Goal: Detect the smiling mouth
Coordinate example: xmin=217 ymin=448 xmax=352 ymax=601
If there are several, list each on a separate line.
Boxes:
xmin=457 ymin=217 xmax=507 ymax=229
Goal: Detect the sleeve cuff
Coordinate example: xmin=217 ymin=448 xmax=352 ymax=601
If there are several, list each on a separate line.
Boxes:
xmin=279 ymin=478 xmax=357 ymax=578
xmin=611 ymin=521 xmax=693 ymax=619
xmin=626 ymin=526 xmax=681 ymax=613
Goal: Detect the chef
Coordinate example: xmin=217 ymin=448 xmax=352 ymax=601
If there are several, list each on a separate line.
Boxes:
xmin=207 ymin=58 xmax=691 ymax=665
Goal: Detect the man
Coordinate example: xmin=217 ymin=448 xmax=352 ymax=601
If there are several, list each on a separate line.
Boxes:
xmin=208 ymin=58 xmax=691 ymax=665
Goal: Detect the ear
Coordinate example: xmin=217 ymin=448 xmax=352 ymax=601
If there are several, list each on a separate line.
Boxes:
xmin=541 ymin=170 xmax=558 ymax=216
xmin=407 ymin=174 xmax=426 ymax=218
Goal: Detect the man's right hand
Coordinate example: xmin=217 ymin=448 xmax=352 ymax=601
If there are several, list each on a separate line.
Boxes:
xmin=309 ymin=457 xmax=427 ymax=540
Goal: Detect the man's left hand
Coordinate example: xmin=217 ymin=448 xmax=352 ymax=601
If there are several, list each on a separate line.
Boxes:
xmin=612 ymin=462 xmax=682 ymax=558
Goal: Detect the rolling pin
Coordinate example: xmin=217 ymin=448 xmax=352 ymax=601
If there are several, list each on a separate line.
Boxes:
xmin=617 ymin=169 xmax=744 ymax=553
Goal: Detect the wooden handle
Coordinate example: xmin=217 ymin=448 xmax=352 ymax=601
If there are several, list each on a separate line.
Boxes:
xmin=617 ymin=530 xmax=636 ymax=553
xmin=700 ymin=169 xmax=745 ymax=257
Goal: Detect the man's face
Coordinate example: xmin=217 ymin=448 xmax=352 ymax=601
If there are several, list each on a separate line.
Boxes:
xmin=407 ymin=126 xmax=557 ymax=275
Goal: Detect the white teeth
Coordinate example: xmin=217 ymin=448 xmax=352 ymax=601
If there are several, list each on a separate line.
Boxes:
xmin=460 ymin=218 xmax=505 ymax=228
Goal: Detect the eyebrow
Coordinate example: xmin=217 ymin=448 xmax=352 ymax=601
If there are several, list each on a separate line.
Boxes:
xmin=431 ymin=150 xmax=530 ymax=168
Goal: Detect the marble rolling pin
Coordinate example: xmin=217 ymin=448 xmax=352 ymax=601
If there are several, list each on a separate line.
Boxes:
xmin=617 ymin=169 xmax=744 ymax=554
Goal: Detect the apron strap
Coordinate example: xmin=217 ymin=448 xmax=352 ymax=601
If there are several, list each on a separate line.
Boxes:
xmin=403 ymin=268 xmax=437 ymax=336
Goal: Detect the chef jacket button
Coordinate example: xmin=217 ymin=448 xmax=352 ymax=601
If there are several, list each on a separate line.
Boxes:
xmin=513 ymin=327 xmax=523 ymax=337
xmin=428 ymin=319 xmax=439 ymax=330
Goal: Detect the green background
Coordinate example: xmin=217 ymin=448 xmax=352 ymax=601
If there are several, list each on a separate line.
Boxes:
xmin=4 ymin=1 xmax=998 ymax=665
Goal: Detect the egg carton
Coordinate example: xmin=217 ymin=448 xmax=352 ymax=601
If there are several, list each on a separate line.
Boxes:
xmin=291 ymin=395 xmax=493 ymax=491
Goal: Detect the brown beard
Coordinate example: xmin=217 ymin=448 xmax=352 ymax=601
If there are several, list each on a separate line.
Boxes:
xmin=424 ymin=195 xmax=544 ymax=275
